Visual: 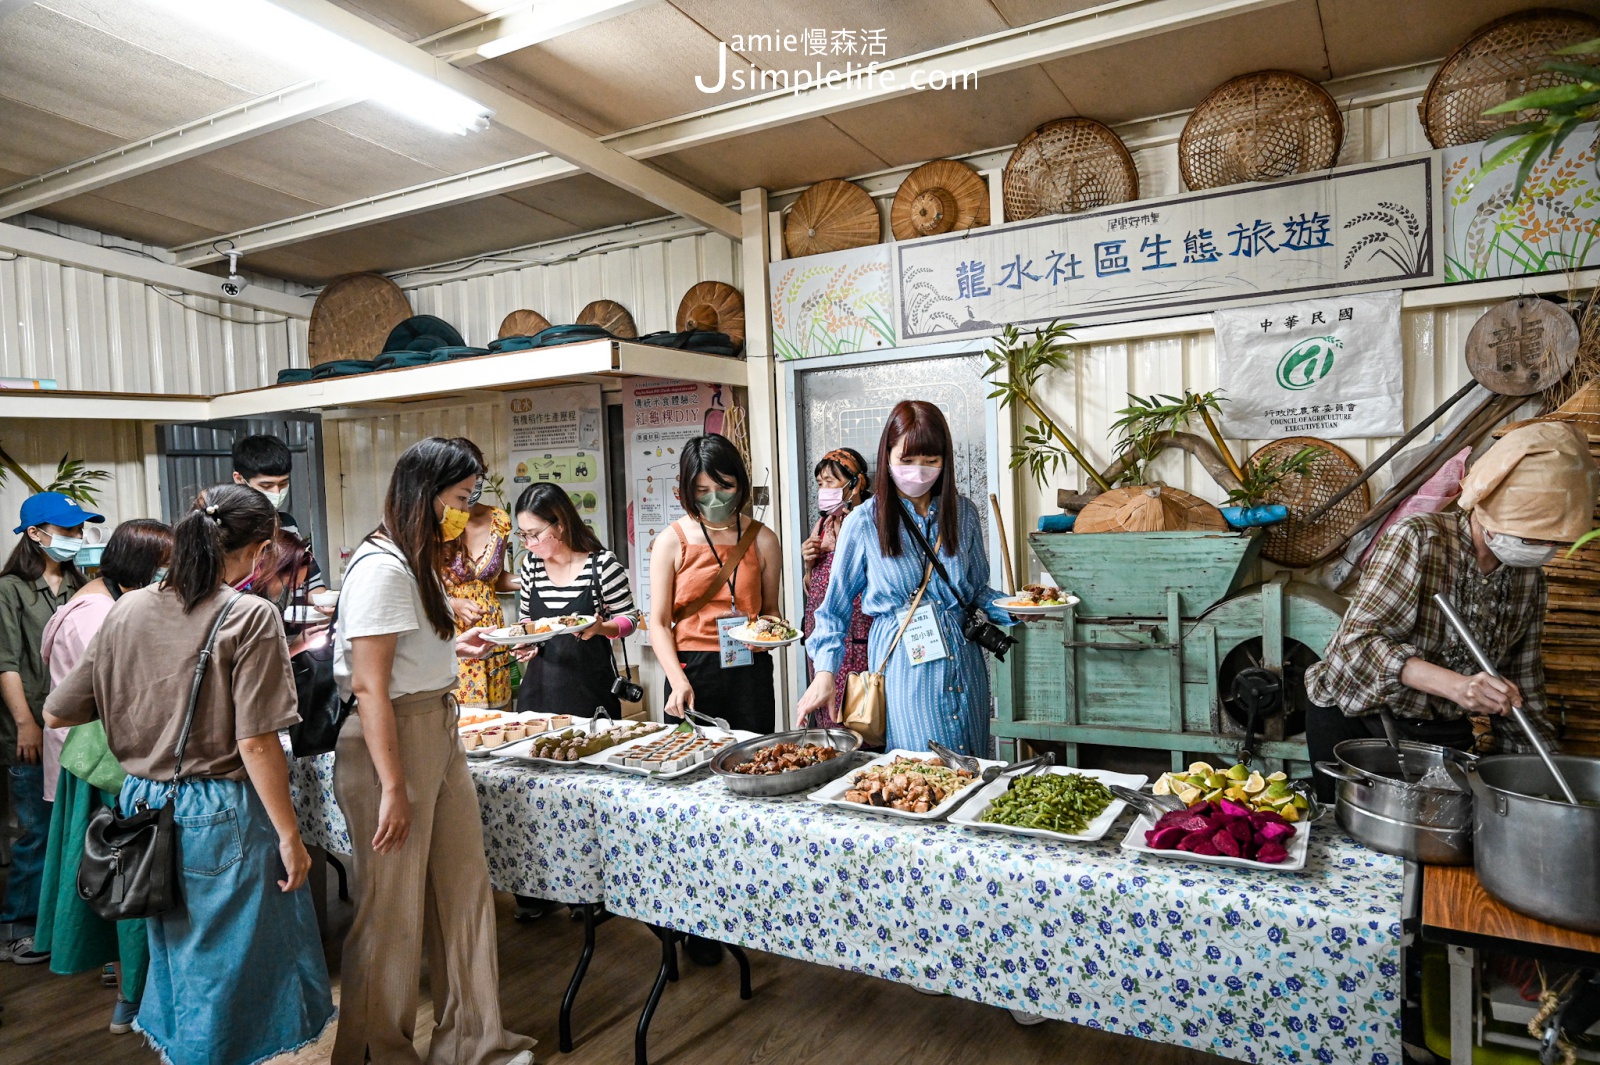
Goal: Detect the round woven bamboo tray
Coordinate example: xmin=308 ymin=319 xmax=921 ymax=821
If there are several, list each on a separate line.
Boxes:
xmin=1466 ymin=297 xmax=1581 ymax=396
xmin=676 ymin=281 xmax=744 ymax=349
xmin=576 ymin=299 xmax=637 ymax=338
xmin=1252 ymin=437 xmax=1369 ymax=567
xmin=784 ymin=179 xmax=880 ymax=258
xmin=1179 ymin=71 xmax=1344 ymax=191
xmin=1003 ymin=118 xmax=1138 ymax=220
xmin=307 ymin=273 xmax=412 ymax=366
xmin=1073 ymin=485 xmax=1229 ymax=534
xmin=498 ymin=309 xmax=552 ymax=338
xmin=1421 ymin=10 xmax=1600 ymax=149
xmin=890 ymin=160 xmax=989 ymax=240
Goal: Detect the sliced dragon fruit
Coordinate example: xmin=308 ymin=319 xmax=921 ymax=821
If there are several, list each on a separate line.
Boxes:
xmin=1255 ymin=841 xmax=1289 ymax=864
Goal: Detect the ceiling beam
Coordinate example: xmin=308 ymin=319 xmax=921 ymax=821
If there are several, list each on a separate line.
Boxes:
xmin=0 ymin=221 xmax=311 ymax=318
xmin=0 ymin=80 xmax=363 ymax=221
xmin=171 ymin=0 xmax=1295 ymax=266
xmin=417 ymin=0 xmax=657 ymax=66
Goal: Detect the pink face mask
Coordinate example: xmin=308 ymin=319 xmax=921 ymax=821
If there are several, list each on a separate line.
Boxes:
xmin=528 ymin=535 xmax=561 ymax=560
xmin=817 ymin=487 xmax=845 ymax=512
xmin=891 ymin=463 xmax=942 ymax=496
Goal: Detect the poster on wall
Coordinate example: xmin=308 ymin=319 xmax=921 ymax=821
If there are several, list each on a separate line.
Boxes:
xmin=1213 ymin=290 xmax=1404 ymax=440
xmin=1442 ymin=123 xmax=1600 ymax=282
xmin=769 ymin=244 xmax=895 ymax=360
xmin=505 ymin=384 xmax=607 ymax=542
xmin=894 ymin=156 xmax=1437 ymax=341
xmin=622 ymin=378 xmax=725 ymax=614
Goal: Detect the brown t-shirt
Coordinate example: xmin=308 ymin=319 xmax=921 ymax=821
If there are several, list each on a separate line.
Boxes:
xmin=44 ymin=585 xmax=300 ymax=781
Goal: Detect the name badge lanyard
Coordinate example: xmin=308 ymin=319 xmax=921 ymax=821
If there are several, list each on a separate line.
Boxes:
xmin=698 ymin=515 xmax=752 ymax=669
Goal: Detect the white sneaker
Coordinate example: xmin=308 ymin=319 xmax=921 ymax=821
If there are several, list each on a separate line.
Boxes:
xmin=1009 ymin=1008 xmax=1048 ymax=1026
xmin=4 ymin=936 xmax=48 ymax=965
xmin=506 ymin=1051 xmax=535 ymax=1065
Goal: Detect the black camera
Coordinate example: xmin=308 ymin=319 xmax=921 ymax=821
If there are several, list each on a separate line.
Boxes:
xmin=611 ymin=674 xmax=644 ymax=704
xmin=962 ymin=609 xmax=1016 ymax=661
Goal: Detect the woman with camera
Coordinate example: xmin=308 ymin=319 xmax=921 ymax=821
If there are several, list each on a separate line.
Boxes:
xmin=509 ymin=482 xmax=639 ymax=718
xmin=799 ymin=401 xmax=1014 ymax=756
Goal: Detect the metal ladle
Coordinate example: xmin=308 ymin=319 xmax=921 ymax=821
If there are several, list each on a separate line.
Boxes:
xmin=1433 ymin=593 xmax=1580 ymax=805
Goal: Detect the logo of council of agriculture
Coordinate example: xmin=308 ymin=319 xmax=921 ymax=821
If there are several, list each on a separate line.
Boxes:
xmin=1276 ymin=336 xmax=1343 ymax=391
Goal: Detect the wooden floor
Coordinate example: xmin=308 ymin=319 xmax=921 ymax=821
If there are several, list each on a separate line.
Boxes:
xmin=0 ymin=879 xmax=1227 ymax=1065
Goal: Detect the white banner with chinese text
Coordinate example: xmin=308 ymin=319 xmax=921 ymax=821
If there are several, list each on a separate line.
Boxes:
xmin=894 ymin=155 xmax=1437 ymax=340
xmin=1213 ymin=290 xmax=1404 ymax=440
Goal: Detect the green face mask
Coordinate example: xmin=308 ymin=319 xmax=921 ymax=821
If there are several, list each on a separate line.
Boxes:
xmin=697 ymin=490 xmax=738 ymax=523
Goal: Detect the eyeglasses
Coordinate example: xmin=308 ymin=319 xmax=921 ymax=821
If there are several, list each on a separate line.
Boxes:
xmin=515 ymin=525 xmax=555 ymax=545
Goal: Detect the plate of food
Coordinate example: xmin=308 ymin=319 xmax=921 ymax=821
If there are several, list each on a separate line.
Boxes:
xmin=482 ymin=614 xmax=599 ymax=646
xmin=1118 ymin=798 xmax=1309 ymax=871
xmin=585 ymin=724 xmax=757 ymax=779
xmin=809 ymin=750 xmax=1001 ymax=821
xmin=994 ymin=585 xmax=1080 ymax=616
xmin=460 ymin=712 xmax=567 ymax=754
xmin=950 ymin=766 xmax=1148 ymax=842
xmin=502 ymin=719 xmax=665 ymax=765
xmin=711 ymin=728 xmax=862 ymax=796
xmin=726 ymin=615 xmax=803 ymax=648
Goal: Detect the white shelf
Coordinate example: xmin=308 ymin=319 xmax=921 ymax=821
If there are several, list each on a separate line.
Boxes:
xmin=0 ymin=339 xmax=749 ymax=423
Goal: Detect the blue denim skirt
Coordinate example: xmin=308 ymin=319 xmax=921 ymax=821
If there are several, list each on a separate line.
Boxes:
xmin=121 ymin=775 xmax=334 ymax=1065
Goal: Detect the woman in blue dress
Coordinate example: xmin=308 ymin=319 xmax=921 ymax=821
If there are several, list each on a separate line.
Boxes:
xmin=799 ymin=400 xmax=1013 ymax=756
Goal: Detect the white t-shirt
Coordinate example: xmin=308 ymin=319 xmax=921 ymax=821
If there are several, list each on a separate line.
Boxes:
xmin=333 ymin=540 xmax=458 ymax=700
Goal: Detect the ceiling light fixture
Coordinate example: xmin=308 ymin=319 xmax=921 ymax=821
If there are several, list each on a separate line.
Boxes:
xmin=474 ymin=0 xmax=655 ymax=60
xmin=148 ymin=0 xmax=494 ymax=135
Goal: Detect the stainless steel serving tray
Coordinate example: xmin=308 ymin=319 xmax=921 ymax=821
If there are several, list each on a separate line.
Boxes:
xmin=711 ymin=728 xmax=862 ymax=797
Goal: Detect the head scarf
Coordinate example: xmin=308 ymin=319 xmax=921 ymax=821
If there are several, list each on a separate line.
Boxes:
xmin=1458 ymin=422 xmax=1598 ymax=541
xmin=821 ymin=448 xmax=869 ymax=508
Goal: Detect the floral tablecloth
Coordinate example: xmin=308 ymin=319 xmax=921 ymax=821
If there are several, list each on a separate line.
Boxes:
xmin=285 ymin=748 xmax=608 ymax=904
xmin=288 ymin=747 xmax=1401 ymax=1064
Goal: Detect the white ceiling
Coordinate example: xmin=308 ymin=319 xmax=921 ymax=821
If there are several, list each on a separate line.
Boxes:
xmin=0 ymin=0 xmax=1593 ymax=283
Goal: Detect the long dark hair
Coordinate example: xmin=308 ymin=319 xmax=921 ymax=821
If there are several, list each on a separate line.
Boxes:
xmin=378 ymin=437 xmax=482 ymax=640
xmin=2 ymin=533 xmax=83 ymax=589
xmin=169 ymin=484 xmax=277 ymax=612
xmin=100 ymin=519 xmax=173 ymax=590
xmin=874 ymin=400 xmax=959 ymax=558
xmin=677 ymin=435 xmax=751 ymax=519
xmin=513 ymin=482 xmax=604 ymax=555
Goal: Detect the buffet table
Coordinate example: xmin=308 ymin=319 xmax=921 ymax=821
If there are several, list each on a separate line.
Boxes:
xmin=289 ymin=752 xmax=1403 ymax=1065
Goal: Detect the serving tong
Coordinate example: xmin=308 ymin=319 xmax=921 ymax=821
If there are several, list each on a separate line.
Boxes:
xmin=928 ymin=741 xmax=981 ymax=775
xmin=983 ymin=751 xmax=1056 ymax=785
xmin=680 ymin=705 xmax=732 ymax=738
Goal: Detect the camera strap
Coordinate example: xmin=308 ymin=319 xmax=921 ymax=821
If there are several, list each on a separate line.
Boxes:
xmin=587 ymin=552 xmax=626 ymax=682
xmin=895 ymin=499 xmax=973 ymax=613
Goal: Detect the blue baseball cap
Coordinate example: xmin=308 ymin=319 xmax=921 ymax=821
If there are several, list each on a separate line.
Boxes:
xmin=14 ymin=491 xmax=105 ymax=534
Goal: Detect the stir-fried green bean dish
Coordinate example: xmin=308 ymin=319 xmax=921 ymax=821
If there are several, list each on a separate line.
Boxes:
xmin=979 ymin=772 xmax=1114 ymax=835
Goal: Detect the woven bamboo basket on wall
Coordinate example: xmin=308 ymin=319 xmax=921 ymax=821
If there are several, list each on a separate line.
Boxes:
xmin=1420 ymin=9 xmax=1600 ymax=149
xmin=1178 ymin=71 xmax=1344 ymax=191
xmin=1251 ymin=437 xmax=1369 ymax=567
xmin=498 ymin=309 xmax=552 ymax=338
xmin=1002 ymin=118 xmax=1138 ymax=221
xmin=577 ymin=299 xmax=637 ymax=338
xmin=677 ymin=281 xmax=745 ymax=350
xmin=307 ymin=273 xmax=412 ymax=365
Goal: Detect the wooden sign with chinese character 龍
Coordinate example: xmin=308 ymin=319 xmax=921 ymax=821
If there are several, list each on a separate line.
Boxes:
xmin=1465 ymin=298 xmax=1580 ymax=397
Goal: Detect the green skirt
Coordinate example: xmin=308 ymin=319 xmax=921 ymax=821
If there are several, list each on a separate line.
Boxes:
xmin=34 ymin=768 xmax=149 ymax=1001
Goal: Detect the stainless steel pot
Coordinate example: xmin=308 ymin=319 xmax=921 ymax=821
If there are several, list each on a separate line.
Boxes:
xmin=711 ymin=729 xmax=862 ymax=797
xmin=1315 ymin=739 xmax=1476 ymax=864
xmin=1469 ymin=755 xmax=1600 ymax=933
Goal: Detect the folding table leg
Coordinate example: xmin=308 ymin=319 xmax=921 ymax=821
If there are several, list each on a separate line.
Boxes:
xmin=1448 ymin=943 xmax=1476 ymax=1065
xmin=727 ymin=944 xmax=753 ymax=1000
xmin=635 ymin=927 xmax=678 ymax=1065
xmin=559 ymin=902 xmax=608 ymax=1054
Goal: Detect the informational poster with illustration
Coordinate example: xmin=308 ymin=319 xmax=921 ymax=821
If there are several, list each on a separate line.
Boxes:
xmin=1213 ymin=290 xmax=1404 ymax=440
xmin=622 ymin=378 xmax=723 ymax=615
xmin=505 ymin=384 xmax=607 ymax=540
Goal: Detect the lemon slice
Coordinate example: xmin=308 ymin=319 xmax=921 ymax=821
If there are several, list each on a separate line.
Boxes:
xmin=1267 ymin=771 xmax=1288 ymax=783
xmin=1152 ymin=775 xmax=1174 ymax=797
xmin=1187 ymin=761 xmax=1215 ymax=777
xmin=1176 ymin=783 xmax=1203 ymax=806
xmin=1225 ymin=763 xmax=1250 ymax=782
xmin=1279 ymin=803 xmax=1300 ymax=823
xmin=1243 ymin=771 xmax=1267 ymax=795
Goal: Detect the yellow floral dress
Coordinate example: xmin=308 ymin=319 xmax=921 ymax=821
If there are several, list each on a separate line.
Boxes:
xmin=443 ymin=507 xmax=512 ymax=707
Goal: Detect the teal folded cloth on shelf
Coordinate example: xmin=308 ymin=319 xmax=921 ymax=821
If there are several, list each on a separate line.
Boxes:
xmin=276 ymin=368 xmax=314 ymax=384
xmin=488 ymin=335 xmax=538 ymax=353
xmin=435 ymin=346 xmax=491 ymax=360
xmin=634 ymin=329 xmax=740 ymax=356
xmin=488 ymin=325 xmax=612 ymax=353
xmin=310 ymin=359 xmax=377 ymax=379
xmin=383 ymin=314 xmax=464 ymax=353
xmin=373 ymin=350 xmax=447 ymax=370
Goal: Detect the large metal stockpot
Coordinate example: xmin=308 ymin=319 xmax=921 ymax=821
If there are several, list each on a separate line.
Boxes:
xmin=1469 ymin=755 xmax=1600 ymax=933
xmin=1315 ymin=739 xmax=1477 ymax=864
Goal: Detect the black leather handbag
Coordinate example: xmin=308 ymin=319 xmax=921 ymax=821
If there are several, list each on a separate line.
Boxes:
xmin=78 ymin=593 xmax=242 ymax=921
xmin=286 ymin=552 xmax=373 ymax=757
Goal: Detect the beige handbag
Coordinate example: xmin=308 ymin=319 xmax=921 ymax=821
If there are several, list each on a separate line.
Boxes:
xmin=840 ymin=551 xmax=936 ymax=746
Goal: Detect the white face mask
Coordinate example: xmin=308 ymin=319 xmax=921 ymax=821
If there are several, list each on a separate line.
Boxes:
xmin=262 ymin=487 xmax=290 ymax=511
xmin=1486 ymin=531 xmax=1558 ymax=569
xmin=42 ymin=535 xmax=84 ymax=563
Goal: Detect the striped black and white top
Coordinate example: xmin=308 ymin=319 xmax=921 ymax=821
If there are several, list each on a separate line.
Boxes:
xmin=516 ymin=550 xmax=636 ymax=622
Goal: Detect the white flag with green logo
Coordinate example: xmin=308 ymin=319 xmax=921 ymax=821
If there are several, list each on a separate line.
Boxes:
xmin=1213 ymin=290 xmax=1404 ymax=440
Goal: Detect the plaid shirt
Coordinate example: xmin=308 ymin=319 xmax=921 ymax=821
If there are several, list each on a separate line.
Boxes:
xmin=1304 ymin=510 xmax=1553 ymax=751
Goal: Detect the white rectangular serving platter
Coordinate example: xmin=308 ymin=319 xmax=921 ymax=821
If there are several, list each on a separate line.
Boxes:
xmin=949 ymin=767 xmax=1148 ymax=843
xmin=463 ymin=713 xmax=588 ymax=758
xmin=495 ymin=720 xmax=666 ymax=766
xmin=580 ymin=725 xmax=759 ymax=779
xmin=809 ymin=749 xmax=1002 ymax=821
xmin=1117 ymin=812 xmax=1310 ymax=872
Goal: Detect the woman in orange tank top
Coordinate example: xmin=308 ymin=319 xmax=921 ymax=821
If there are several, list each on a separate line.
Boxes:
xmin=647 ymin=435 xmax=781 ymax=735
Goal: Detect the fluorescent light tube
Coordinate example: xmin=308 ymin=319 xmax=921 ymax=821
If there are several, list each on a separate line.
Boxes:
xmin=149 ymin=0 xmax=494 ymax=135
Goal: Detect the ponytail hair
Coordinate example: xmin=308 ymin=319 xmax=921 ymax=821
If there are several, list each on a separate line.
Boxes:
xmin=168 ymin=484 xmax=278 ymax=612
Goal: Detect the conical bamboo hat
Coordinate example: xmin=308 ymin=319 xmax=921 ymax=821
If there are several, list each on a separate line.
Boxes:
xmin=890 ymin=160 xmax=989 ymax=240
xmin=785 ymin=179 xmax=880 ymax=257
xmin=576 ymin=299 xmax=637 ymax=338
xmin=1073 ymin=485 xmax=1229 ymax=534
xmin=498 ymin=309 xmax=551 ymax=338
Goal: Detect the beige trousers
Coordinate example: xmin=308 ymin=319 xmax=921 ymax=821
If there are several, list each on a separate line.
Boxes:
xmin=332 ymin=688 xmax=535 ymax=1065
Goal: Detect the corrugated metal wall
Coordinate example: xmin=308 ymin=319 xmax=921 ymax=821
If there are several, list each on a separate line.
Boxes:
xmin=403 ymin=232 xmax=741 ymax=347
xmin=0 ymin=419 xmax=154 ymax=535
